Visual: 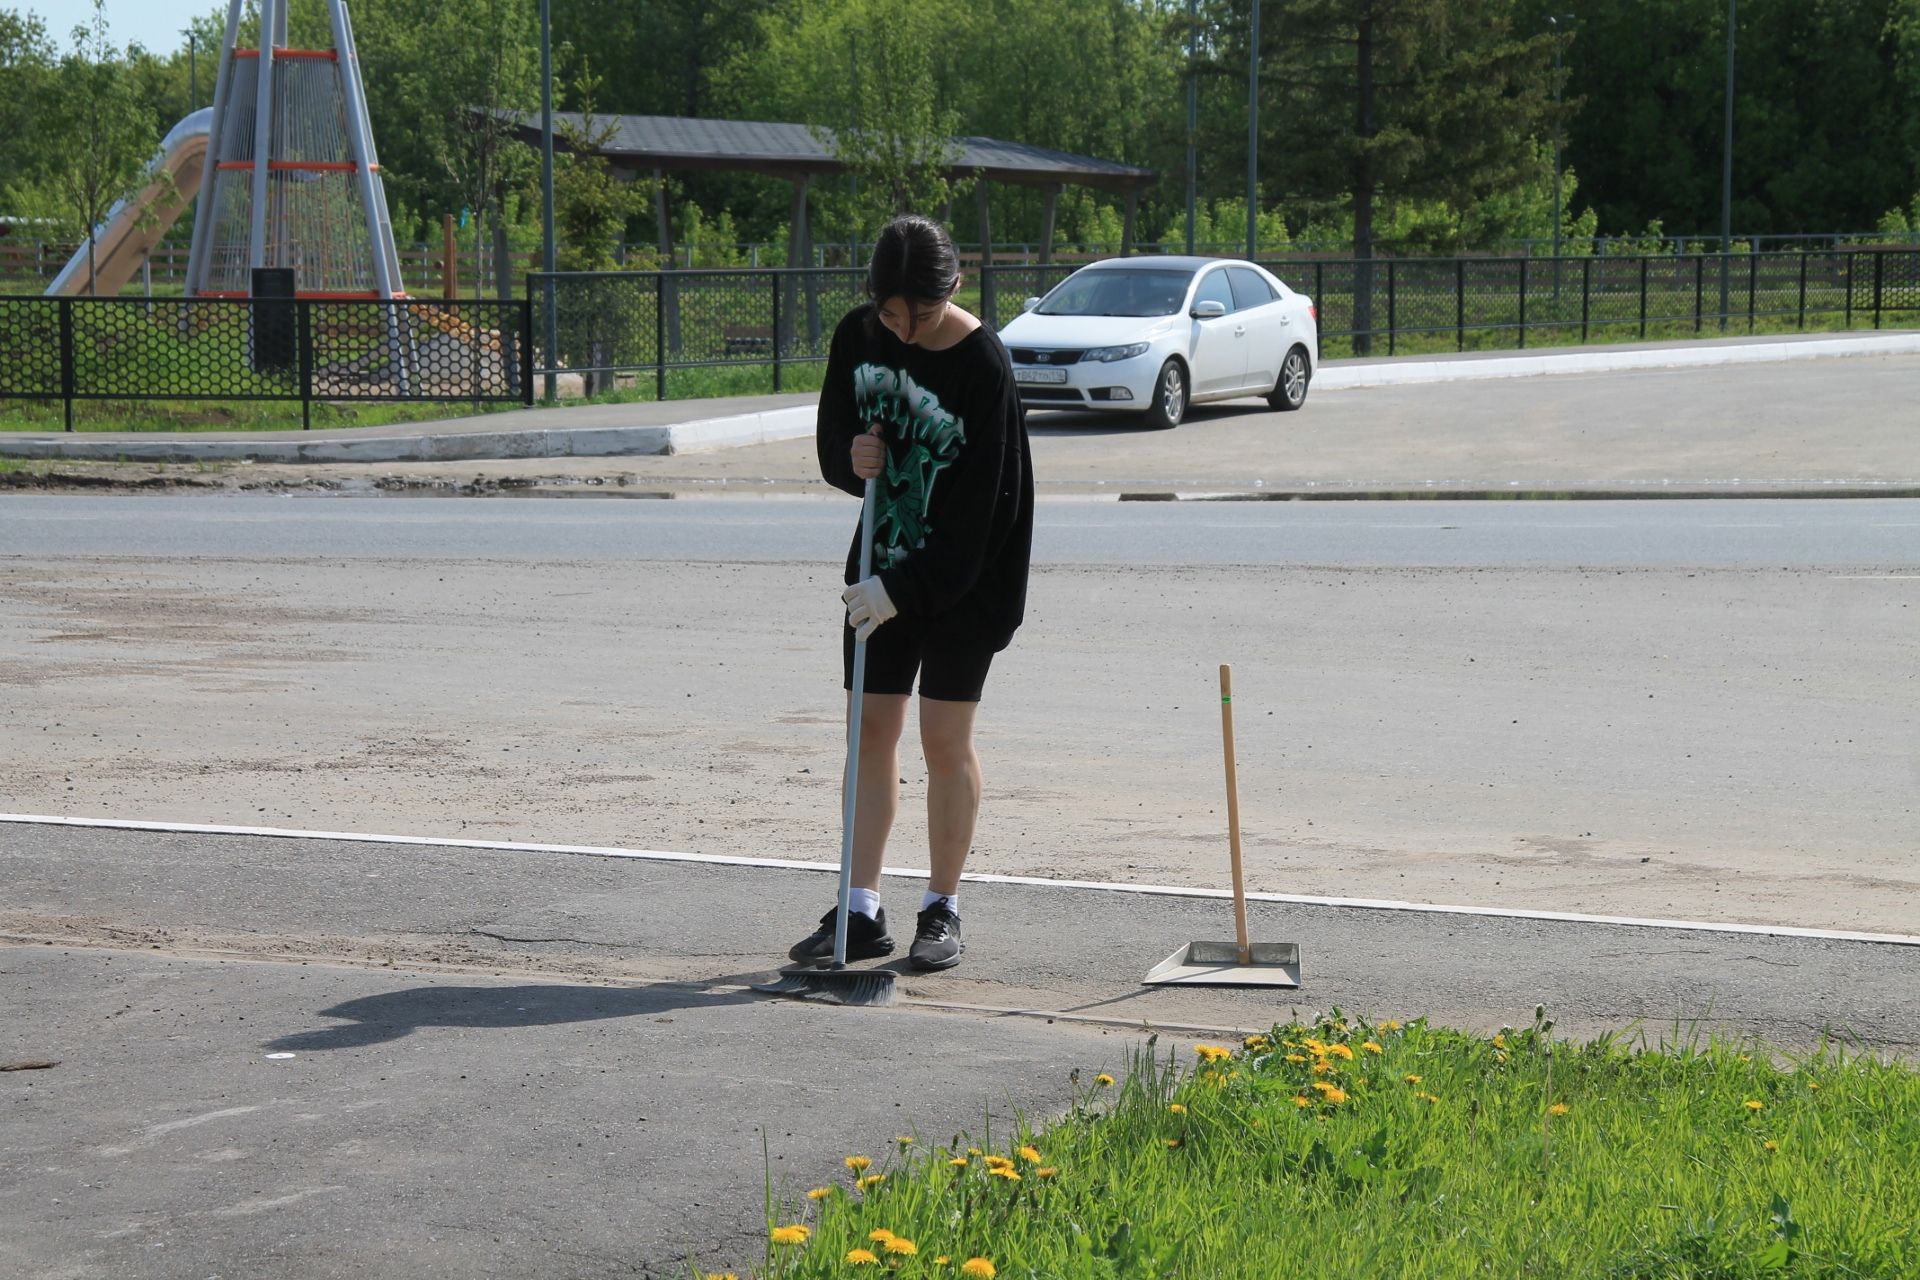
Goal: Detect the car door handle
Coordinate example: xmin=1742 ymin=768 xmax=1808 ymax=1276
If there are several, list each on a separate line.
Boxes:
xmin=1279 ymin=315 xmax=1291 ymax=325
xmin=1233 ymin=326 xmax=1245 ymax=337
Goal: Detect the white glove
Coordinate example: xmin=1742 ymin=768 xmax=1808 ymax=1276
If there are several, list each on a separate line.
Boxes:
xmin=841 ymin=576 xmax=898 ymax=642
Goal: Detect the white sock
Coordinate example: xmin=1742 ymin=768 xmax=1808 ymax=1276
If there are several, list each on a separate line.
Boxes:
xmin=849 ymin=887 xmax=882 ymax=919
xmin=921 ymin=890 xmax=959 ymax=915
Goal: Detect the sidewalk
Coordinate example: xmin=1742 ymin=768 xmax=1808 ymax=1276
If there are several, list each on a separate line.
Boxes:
xmin=5 ymin=818 xmax=1916 ymax=1278
xmin=4 ymin=330 xmax=1917 ymax=468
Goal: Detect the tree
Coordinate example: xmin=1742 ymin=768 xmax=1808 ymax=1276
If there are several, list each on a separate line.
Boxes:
xmin=0 ymin=7 xmax=57 ymax=208
xmin=822 ymin=0 xmax=961 ymax=223
xmin=48 ymin=1 xmax=158 ymax=294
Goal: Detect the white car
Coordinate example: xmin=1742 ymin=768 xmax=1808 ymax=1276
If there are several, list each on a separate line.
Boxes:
xmin=998 ymin=256 xmax=1318 ymax=428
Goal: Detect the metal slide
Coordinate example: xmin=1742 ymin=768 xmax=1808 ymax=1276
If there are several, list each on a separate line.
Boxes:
xmin=42 ymin=109 xmax=214 ymax=297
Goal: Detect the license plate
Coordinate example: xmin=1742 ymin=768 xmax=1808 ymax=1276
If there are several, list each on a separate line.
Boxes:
xmin=1014 ymin=368 xmax=1067 ymax=384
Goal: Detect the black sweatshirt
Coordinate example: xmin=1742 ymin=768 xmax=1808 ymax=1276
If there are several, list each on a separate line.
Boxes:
xmin=816 ymin=304 xmax=1034 ymax=648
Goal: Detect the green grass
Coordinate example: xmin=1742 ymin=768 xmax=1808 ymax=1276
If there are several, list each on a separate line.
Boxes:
xmin=741 ymin=1012 xmax=1917 ymax=1279
xmin=0 ymin=397 xmax=515 ymax=433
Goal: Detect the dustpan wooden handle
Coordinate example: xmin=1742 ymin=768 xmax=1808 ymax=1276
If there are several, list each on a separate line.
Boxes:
xmin=1220 ymin=664 xmax=1251 ymax=964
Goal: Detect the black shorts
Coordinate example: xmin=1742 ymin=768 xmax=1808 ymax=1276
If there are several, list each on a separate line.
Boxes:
xmin=843 ymin=615 xmax=999 ymax=702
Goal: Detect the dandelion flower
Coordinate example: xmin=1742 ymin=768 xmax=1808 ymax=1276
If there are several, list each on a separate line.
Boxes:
xmin=1327 ymin=1043 xmax=1355 ymax=1061
xmin=989 ymin=1165 xmax=1022 ymax=1180
xmin=805 ymin=1186 xmax=833 ymax=1201
xmin=1312 ymin=1060 xmax=1335 ymax=1075
xmin=983 ymin=1155 xmax=1015 ymax=1171
xmin=857 ymin=1174 xmax=886 ymax=1190
xmin=935 ymin=1258 xmax=951 ymax=1267
xmin=1165 ymin=1138 xmax=1182 ymax=1149
xmin=769 ymin=1224 xmax=810 ymax=1247
xmin=1380 ymin=1019 xmax=1403 ymax=1032
xmin=868 ymin=1229 xmax=897 ymax=1245
xmin=1548 ymin=1103 xmax=1570 ymax=1116
xmin=884 ymin=1237 xmax=918 ymax=1257
xmin=1293 ymin=1095 xmax=1311 ymax=1108
xmin=896 ymin=1135 xmax=914 ymax=1147
xmin=1243 ymin=1035 xmax=1271 ymax=1052
xmin=1168 ymin=1103 xmax=1187 ymax=1115
xmin=1303 ymin=1038 xmax=1328 ymax=1055
xmin=704 ymin=1274 xmax=739 ymax=1280
xmin=1763 ymin=1140 xmax=1779 ymax=1152
xmin=947 ymin=1157 xmax=969 ymax=1168
xmin=846 ymin=1249 xmax=879 ymax=1265
xmin=1035 ymin=1166 xmax=1059 ymax=1178
xmin=1094 ymin=1074 xmax=1114 ymax=1088
xmin=1808 ymin=1080 xmax=1821 ymax=1091
xmin=1362 ymin=1041 xmax=1384 ymax=1055
xmin=1745 ymin=1100 xmax=1764 ymax=1112
xmin=967 ymin=1146 xmax=984 ymax=1156
xmin=844 ymin=1156 xmax=872 ymax=1173
xmin=1195 ymin=1044 xmax=1233 ymax=1063
xmin=1494 ymin=1051 xmax=1509 ymax=1064
xmin=1286 ymin=1054 xmax=1308 ymax=1064
xmin=1417 ymin=1092 xmax=1440 ymax=1104
xmin=1017 ymin=1145 xmax=1042 ymax=1163
xmin=1493 ymin=1034 xmax=1508 ymax=1049
xmin=1319 ymin=1086 xmax=1349 ymax=1104
xmin=1404 ymin=1074 xmax=1423 ymax=1083
xmin=961 ymin=1260 xmax=997 ymax=1279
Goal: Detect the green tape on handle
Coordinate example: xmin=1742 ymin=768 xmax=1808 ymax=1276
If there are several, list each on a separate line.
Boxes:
xmin=1221 ymin=695 xmax=1231 ymax=704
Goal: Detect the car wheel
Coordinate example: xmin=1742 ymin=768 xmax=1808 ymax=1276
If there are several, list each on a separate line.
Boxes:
xmin=1144 ymin=359 xmax=1186 ymax=429
xmin=1267 ymin=345 xmax=1310 ymax=411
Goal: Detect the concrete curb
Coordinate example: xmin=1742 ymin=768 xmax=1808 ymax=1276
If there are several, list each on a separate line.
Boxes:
xmin=1314 ymin=332 xmax=1920 ymax=390
xmin=4 ymin=334 xmax=1914 ymax=463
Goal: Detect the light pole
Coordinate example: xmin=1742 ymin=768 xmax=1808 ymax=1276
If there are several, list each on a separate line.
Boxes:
xmin=1720 ymin=0 xmax=1735 ymax=330
xmin=185 ymin=30 xmax=198 ymax=110
xmin=1246 ymin=0 xmax=1259 ymax=261
xmin=1547 ymin=14 xmax=1573 ymax=300
xmin=1185 ymin=0 xmax=1196 ymax=254
xmin=539 ymin=0 xmax=556 ymax=400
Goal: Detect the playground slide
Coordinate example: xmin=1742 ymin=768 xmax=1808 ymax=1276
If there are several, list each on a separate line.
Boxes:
xmin=43 ymin=108 xmax=213 ymax=297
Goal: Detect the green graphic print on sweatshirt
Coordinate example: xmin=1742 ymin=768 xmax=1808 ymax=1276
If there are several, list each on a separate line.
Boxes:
xmin=852 ymin=360 xmax=966 ymax=570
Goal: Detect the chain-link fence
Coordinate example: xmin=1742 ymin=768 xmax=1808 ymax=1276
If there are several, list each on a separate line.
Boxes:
xmin=0 ymin=295 xmax=533 ymax=429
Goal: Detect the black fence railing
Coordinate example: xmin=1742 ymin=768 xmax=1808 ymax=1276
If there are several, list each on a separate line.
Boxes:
xmin=0 ymin=295 xmax=534 ymax=430
xmin=530 ymin=249 xmax=1920 ymax=394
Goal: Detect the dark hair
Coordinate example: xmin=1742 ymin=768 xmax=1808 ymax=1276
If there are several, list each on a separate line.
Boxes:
xmin=866 ymin=214 xmax=961 ymax=309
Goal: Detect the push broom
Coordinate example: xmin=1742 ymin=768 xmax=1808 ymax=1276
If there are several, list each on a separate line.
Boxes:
xmin=1143 ymin=664 xmax=1301 ymax=987
xmin=754 ymin=476 xmax=898 ymax=1007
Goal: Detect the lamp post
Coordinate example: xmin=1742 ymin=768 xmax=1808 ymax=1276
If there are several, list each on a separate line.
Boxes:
xmin=185 ymin=30 xmax=198 ymax=110
xmin=1185 ymin=0 xmax=1196 ymax=254
xmin=539 ymin=0 xmax=556 ymax=400
xmin=1719 ymin=0 xmax=1735 ymax=330
xmin=1547 ymin=14 xmax=1571 ymax=298
xmin=1246 ymin=0 xmax=1259 ymax=261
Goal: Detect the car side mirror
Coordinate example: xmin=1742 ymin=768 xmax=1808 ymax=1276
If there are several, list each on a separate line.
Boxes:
xmin=1191 ymin=299 xmax=1227 ymax=319
xmin=1022 ymin=296 xmax=1041 ymax=313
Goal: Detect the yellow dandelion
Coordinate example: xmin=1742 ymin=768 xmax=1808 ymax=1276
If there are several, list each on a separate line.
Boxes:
xmin=961 ymin=1260 xmax=997 ymax=1279
xmin=1494 ymin=1051 xmax=1509 ymax=1064
xmin=1312 ymin=1060 xmax=1335 ymax=1075
xmin=868 ymin=1229 xmax=896 ymax=1245
xmin=1361 ymin=1041 xmax=1384 ymax=1055
xmin=896 ymin=1135 xmax=914 ymax=1147
xmin=989 ymin=1165 xmax=1022 ymax=1180
xmin=947 ymin=1157 xmax=969 ymax=1168
xmin=1243 ymin=1035 xmax=1271 ymax=1052
xmin=1303 ymin=1038 xmax=1328 ymax=1055
xmin=1493 ymin=1034 xmax=1508 ymax=1049
xmin=1548 ymin=1103 xmax=1571 ymax=1116
xmin=983 ymin=1155 xmax=1015 ymax=1171
xmin=769 ymin=1224 xmax=810 ymax=1247
xmin=967 ymin=1146 xmax=984 ymax=1156
xmin=1292 ymin=1095 xmax=1311 ymax=1108
xmin=1165 ymin=1138 xmax=1182 ymax=1148
xmin=1745 ymin=1100 xmax=1764 ymax=1112
xmin=1739 ymin=1055 xmax=1753 ymax=1064
xmin=1285 ymin=1053 xmax=1308 ymax=1064
xmin=846 ymin=1249 xmax=879 ymax=1265
xmin=704 ymin=1274 xmax=739 ymax=1280
xmin=1320 ymin=1086 xmax=1349 ymax=1104
xmin=1763 ymin=1140 xmax=1779 ymax=1152
xmin=1167 ymin=1103 xmax=1187 ymax=1114
xmin=883 ymin=1237 xmax=918 ymax=1257
xmin=935 ymin=1258 xmax=951 ymax=1267
xmin=857 ymin=1174 xmax=886 ymax=1190
xmin=1017 ymin=1145 xmax=1042 ymax=1163
xmin=1035 ymin=1166 xmax=1059 ymax=1178
xmin=1404 ymin=1074 xmax=1423 ymax=1083
xmin=1094 ymin=1074 xmax=1114 ymax=1087
xmin=1380 ymin=1019 xmax=1403 ymax=1032
xmin=805 ymin=1186 xmax=833 ymax=1201
xmin=1417 ymin=1091 xmax=1440 ymax=1104
xmin=1195 ymin=1044 xmax=1233 ymax=1063
xmin=844 ymin=1155 xmax=872 ymax=1173
xmin=1808 ymin=1080 xmax=1821 ymax=1091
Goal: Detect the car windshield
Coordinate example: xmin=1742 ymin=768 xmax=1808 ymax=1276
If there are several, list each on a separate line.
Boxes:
xmin=1036 ymin=268 xmax=1193 ymax=317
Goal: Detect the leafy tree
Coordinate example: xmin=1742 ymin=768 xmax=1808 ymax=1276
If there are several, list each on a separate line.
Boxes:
xmin=821 ymin=0 xmax=960 ymax=223
xmin=0 ymin=8 xmax=56 ymax=207
xmin=46 ymin=0 xmax=159 ymax=293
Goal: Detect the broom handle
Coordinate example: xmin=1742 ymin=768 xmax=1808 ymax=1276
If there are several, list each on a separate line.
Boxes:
xmin=833 ymin=476 xmax=877 ymax=967
xmin=1220 ymin=664 xmax=1251 ymax=964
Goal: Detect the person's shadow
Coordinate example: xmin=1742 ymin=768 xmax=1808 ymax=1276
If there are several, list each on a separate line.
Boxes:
xmin=265 ymin=979 xmax=765 ymax=1052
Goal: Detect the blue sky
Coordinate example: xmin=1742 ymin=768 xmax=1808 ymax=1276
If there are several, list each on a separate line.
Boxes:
xmin=26 ymin=1 xmax=207 ymax=56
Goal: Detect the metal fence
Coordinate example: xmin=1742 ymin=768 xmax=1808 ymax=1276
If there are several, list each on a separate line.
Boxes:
xmin=0 ymin=295 xmax=533 ymax=429
xmin=529 ymin=249 xmax=1920 ymax=392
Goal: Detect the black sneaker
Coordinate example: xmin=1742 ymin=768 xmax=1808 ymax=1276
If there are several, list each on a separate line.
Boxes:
xmin=909 ymin=902 xmax=964 ymax=970
xmin=788 ymin=906 xmax=894 ymax=963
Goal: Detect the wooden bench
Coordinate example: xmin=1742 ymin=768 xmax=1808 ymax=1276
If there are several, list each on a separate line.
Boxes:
xmin=723 ymin=324 xmax=774 ymax=357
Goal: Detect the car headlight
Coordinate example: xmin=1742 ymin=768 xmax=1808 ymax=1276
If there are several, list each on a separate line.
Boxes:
xmin=1083 ymin=342 xmax=1151 ymax=363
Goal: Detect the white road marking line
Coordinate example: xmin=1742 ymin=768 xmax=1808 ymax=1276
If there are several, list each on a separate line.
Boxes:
xmin=5 ymin=812 xmax=1914 ymax=948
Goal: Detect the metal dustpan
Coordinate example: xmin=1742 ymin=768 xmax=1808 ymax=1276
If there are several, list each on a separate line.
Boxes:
xmin=1143 ymin=664 xmax=1301 ymax=988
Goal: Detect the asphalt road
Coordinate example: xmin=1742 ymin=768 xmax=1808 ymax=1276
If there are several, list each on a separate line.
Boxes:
xmin=5 ymin=820 xmax=1914 ymax=1279
xmin=3 ymin=493 xmax=1919 ymax=568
